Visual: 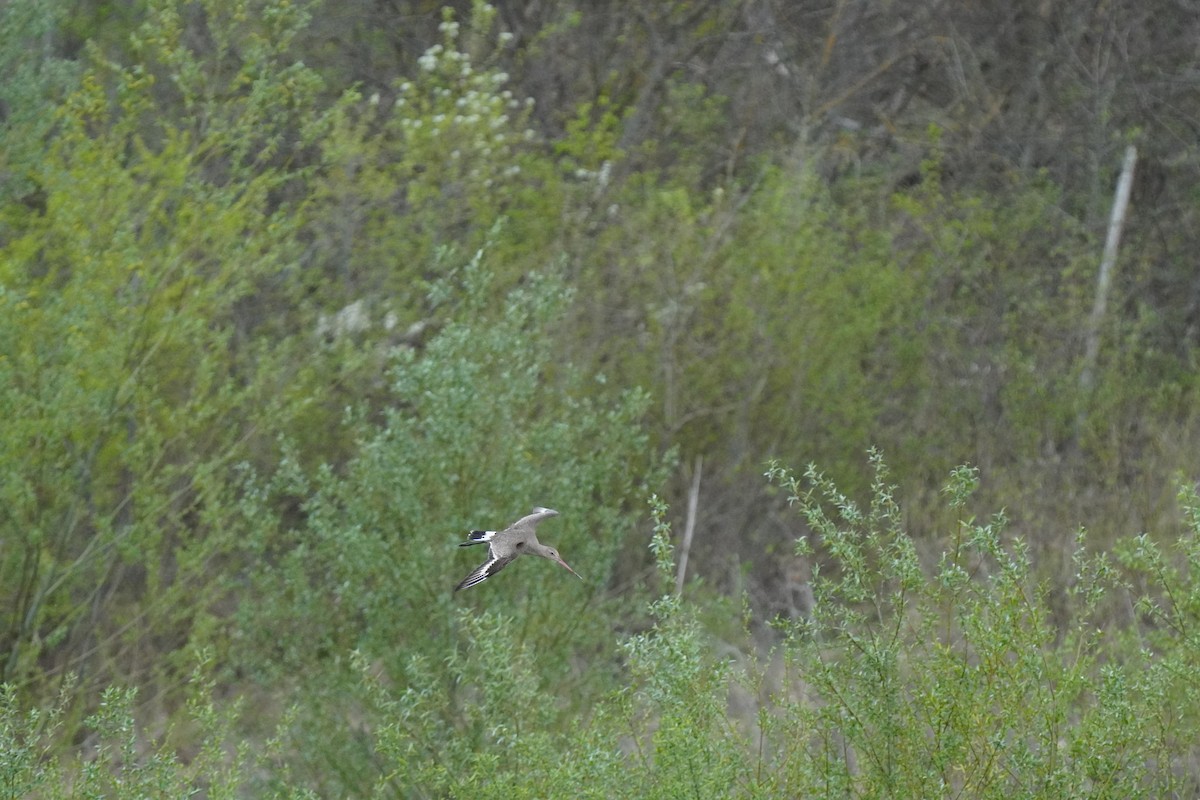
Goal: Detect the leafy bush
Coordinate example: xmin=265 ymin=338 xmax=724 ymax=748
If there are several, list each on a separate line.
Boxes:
xmin=0 ymin=0 xmax=77 ymax=211
xmin=226 ymin=256 xmax=659 ymax=796
xmin=298 ymin=0 xmax=566 ymax=313
xmin=0 ymin=0 xmax=330 ymax=701
xmin=751 ymin=453 xmax=1200 ymax=797
xmin=4 ymin=454 xmax=1200 ymax=797
xmin=0 ymin=653 xmax=306 ymax=800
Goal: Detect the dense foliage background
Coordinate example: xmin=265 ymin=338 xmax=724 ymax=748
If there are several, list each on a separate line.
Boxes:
xmin=3 ymin=0 xmax=1200 ymax=796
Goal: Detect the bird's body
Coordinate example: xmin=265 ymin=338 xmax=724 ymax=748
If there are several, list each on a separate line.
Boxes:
xmin=454 ymin=507 xmax=581 ymax=591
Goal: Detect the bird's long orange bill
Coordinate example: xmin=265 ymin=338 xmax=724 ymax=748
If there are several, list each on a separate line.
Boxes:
xmin=556 ymin=558 xmax=582 ymax=580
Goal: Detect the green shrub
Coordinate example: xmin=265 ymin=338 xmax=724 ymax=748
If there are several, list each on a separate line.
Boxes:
xmin=298 ymin=0 xmax=566 ymax=313
xmin=0 ymin=0 xmax=77 ymax=212
xmin=0 ymin=0 xmax=327 ymax=703
xmin=757 ymin=453 xmax=1198 ymax=797
xmin=4 ymin=454 xmax=1199 ymax=797
xmin=0 ymin=653 xmax=311 ymax=800
xmin=228 ymin=257 xmax=660 ymax=796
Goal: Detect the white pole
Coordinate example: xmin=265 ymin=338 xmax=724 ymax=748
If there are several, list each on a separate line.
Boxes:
xmin=1080 ymin=144 xmax=1137 ymax=394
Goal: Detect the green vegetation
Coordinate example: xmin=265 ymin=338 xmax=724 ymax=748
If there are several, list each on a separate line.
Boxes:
xmin=5 ymin=458 xmax=1200 ymax=796
xmin=4 ymin=0 xmax=1200 ymax=795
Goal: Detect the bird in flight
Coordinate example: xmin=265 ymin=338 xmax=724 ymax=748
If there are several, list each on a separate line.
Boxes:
xmin=454 ymin=507 xmax=581 ymax=591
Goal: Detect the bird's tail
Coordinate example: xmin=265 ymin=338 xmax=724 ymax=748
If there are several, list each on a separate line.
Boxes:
xmin=459 ymin=530 xmax=495 ymax=547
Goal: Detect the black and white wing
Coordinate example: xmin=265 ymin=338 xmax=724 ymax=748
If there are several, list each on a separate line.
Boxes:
xmin=459 ymin=529 xmax=496 ymax=547
xmin=454 ymin=545 xmax=517 ymax=592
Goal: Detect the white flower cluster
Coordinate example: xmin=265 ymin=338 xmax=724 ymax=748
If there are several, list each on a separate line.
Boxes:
xmin=371 ymin=5 xmax=537 ymax=191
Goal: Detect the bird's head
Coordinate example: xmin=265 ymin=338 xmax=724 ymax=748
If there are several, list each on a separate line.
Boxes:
xmin=539 ymin=545 xmax=581 ymax=580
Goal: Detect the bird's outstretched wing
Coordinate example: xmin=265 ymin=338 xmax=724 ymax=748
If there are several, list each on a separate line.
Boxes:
xmin=511 ymin=507 xmax=559 ymax=530
xmin=454 ymin=548 xmax=517 ymax=592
